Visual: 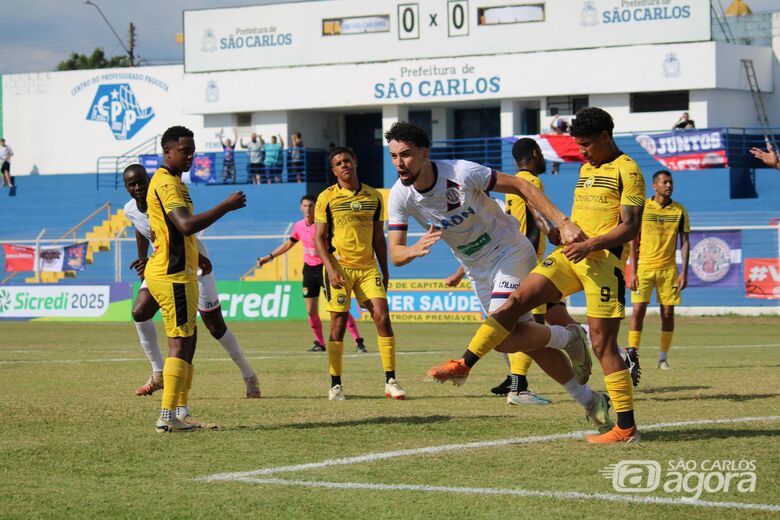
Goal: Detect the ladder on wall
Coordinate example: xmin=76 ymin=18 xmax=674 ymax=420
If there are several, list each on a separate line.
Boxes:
xmin=742 ymin=59 xmax=778 ymax=151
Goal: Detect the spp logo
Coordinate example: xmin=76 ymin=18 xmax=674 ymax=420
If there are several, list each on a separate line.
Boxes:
xmin=86 ymin=83 xmax=155 ymax=140
xmin=601 ymin=460 xmax=662 ymax=492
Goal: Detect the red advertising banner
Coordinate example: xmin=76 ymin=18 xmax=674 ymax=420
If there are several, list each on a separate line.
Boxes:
xmin=744 ymin=258 xmax=780 ymax=300
xmin=3 ymin=244 xmax=35 ymax=272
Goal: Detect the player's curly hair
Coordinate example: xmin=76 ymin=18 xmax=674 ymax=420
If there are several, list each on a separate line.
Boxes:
xmin=384 ymin=121 xmax=431 ymax=148
xmin=569 ymin=107 xmax=614 ymax=137
xmin=161 ymin=125 xmax=194 ymax=149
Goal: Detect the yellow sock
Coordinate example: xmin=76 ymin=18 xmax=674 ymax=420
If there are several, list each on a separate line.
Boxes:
xmin=161 ymin=357 xmax=189 ymax=411
xmin=660 ymin=331 xmax=673 ymax=353
xmin=177 ymin=362 xmax=194 ymax=407
xmin=509 ymin=352 xmax=533 ymax=376
xmin=467 ymin=317 xmax=510 ymax=358
xmin=628 ymin=330 xmax=641 ymax=349
xmin=328 ymin=340 xmax=344 ymax=376
xmin=604 ymin=369 xmax=634 ymax=413
xmin=377 ymin=336 xmax=396 ymax=373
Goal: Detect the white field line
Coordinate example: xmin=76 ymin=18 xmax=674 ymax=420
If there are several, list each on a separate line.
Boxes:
xmin=198 ymin=416 xmax=780 ymax=482
xmin=229 ymin=478 xmax=780 ymax=513
xmin=198 ymin=415 xmax=780 ymax=512
xmin=1 ymin=343 xmax=777 ymax=366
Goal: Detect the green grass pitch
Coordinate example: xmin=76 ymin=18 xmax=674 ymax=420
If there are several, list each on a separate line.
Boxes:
xmin=1 ymin=317 xmax=778 ymax=519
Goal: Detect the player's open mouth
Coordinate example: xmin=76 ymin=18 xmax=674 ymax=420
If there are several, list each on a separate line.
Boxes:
xmin=397 ymin=171 xmax=411 ymax=181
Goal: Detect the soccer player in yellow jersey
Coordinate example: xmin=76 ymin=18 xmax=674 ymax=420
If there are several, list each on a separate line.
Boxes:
xmin=314 ymin=147 xmax=405 ymax=401
xmin=145 ymin=126 xmax=246 ymax=433
xmin=628 ymin=170 xmax=690 ymax=373
xmin=427 ymin=107 xmax=646 ymax=443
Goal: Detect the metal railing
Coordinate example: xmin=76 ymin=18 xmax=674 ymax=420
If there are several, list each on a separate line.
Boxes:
xmin=96 ymin=134 xmax=160 ymax=190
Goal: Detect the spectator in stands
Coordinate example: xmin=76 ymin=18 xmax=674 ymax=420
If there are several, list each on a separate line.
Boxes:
xmin=0 ymin=138 xmax=14 ymax=188
xmin=548 ymin=110 xmax=569 ymax=175
xmin=220 ymin=129 xmax=237 ymax=183
xmin=261 ymin=134 xmax=284 ymax=183
xmin=290 ymin=132 xmax=305 ymax=183
xmin=241 ymin=132 xmax=264 ymax=185
xmin=672 ymin=112 xmax=695 ymax=130
xmin=750 ymin=143 xmax=780 ymax=170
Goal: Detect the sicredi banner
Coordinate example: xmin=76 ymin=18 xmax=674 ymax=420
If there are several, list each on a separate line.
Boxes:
xmin=184 ymin=0 xmax=711 ymax=73
xmin=0 ymin=284 xmax=131 ymax=320
xmin=352 ymin=279 xmax=483 ymax=323
xmin=132 ymin=281 xmax=307 ymax=321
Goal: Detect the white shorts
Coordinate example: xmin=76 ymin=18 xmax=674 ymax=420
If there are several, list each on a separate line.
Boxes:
xmin=140 ymin=272 xmax=221 ymax=314
xmin=465 ymin=245 xmax=536 ymax=322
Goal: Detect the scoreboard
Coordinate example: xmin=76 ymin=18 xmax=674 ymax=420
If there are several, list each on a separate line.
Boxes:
xmin=184 ymin=0 xmax=711 ymax=73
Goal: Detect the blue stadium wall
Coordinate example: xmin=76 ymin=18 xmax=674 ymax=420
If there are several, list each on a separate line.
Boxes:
xmin=1 ymin=154 xmax=778 ymax=309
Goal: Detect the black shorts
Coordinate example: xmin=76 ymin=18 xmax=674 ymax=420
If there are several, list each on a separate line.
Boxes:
xmin=302 ymin=263 xmax=323 ymax=298
xmin=1 ymin=161 xmax=9 ymax=173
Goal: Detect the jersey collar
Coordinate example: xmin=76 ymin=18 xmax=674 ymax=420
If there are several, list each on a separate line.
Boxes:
xmin=414 ymin=162 xmax=438 ymax=195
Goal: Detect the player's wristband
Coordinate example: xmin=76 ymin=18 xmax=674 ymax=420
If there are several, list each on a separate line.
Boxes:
xmin=268 ymin=252 xmax=274 ymax=259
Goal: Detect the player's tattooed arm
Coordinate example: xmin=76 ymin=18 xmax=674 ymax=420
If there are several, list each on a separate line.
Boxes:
xmin=493 ymin=172 xmax=586 ymax=245
xmin=167 ymin=191 xmax=246 ymax=236
xmin=564 ymin=204 xmax=643 ymax=263
xmin=388 ymin=224 xmax=442 ymax=267
xmin=678 ymin=231 xmax=690 ymax=290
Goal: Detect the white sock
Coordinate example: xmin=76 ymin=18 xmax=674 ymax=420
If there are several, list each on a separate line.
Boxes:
xmin=659 ymin=351 xmax=668 ymax=362
xmin=543 ymin=325 xmax=572 ymax=350
xmin=160 ymin=409 xmax=173 ymax=421
xmin=135 ymin=320 xmax=163 ymax=373
xmin=218 ymin=329 xmax=255 ymax=379
xmin=562 ymin=377 xmax=595 ymax=408
xmin=176 ymin=406 xmax=189 ymax=418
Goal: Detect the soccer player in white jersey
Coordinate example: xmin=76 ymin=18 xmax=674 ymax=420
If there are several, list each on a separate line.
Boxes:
xmin=122 ymin=164 xmax=260 ymax=399
xmin=384 ymin=122 xmax=613 ymax=430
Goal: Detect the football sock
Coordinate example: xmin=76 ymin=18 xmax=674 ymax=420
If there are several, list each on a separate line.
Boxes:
xmin=135 ymin=320 xmax=163 ymax=373
xmin=176 ymin=406 xmax=189 ymax=418
xmin=628 ymin=330 xmax=641 ymax=349
xmin=308 ymin=314 xmax=325 ymax=345
xmin=660 ymin=331 xmax=673 ymax=353
xmin=563 ymin=377 xmax=594 ymax=408
xmin=509 ymin=374 xmax=528 ymax=393
xmin=159 ymin=409 xmax=173 ymax=421
xmin=604 ymin=369 xmax=635 ymax=428
xmin=385 ymin=371 xmax=396 ymax=382
xmin=543 ymin=325 xmax=572 ymax=349
xmin=327 ymin=340 xmax=344 ymax=378
xmin=177 ymin=362 xmax=194 ymax=407
xmin=217 ymin=329 xmax=255 ymax=379
xmin=346 ymin=314 xmax=361 ymax=340
xmin=466 ymin=317 xmax=509 ymax=364
xmin=659 ymin=351 xmax=668 ymax=362
xmin=509 ymin=352 xmax=533 ymax=376
xmin=377 ymin=336 xmax=396 ymax=373
xmin=161 ymin=357 xmax=189 ymax=414
xmin=330 ymin=375 xmax=342 ymax=387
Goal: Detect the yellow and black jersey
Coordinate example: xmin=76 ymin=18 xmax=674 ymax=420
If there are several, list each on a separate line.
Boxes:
xmin=506 ymin=170 xmax=546 ymax=261
xmin=638 ymin=197 xmax=690 ymax=269
xmin=314 ymin=182 xmax=382 ymax=269
xmin=572 ymin=154 xmax=646 ymax=263
xmin=145 ymin=167 xmax=198 ymax=282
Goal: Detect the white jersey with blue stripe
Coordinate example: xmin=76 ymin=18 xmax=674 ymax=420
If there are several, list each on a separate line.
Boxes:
xmin=387 ymin=159 xmax=533 ymax=268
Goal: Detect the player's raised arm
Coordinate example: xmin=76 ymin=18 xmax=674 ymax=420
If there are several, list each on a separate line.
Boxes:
xmin=749 ymin=145 xmax=779 ymax=170
xmin=492 ymin=172 xmax=586 ymax=245
xmin=166 ymin=191 xmax=246 ymax=236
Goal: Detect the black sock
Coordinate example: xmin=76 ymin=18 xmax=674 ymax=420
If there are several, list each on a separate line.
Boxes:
xmin=510 ymin=374 xmax=528 ymax=392
xmin=617 ymin=410 xmax=635 ymax=429
xmin=331 ymin=375 xmax=341 ymax=387
xmin=385 ymin=371 xmax=395 ymax=382
xmin=462 ymin=350 xmax=480 ymax=368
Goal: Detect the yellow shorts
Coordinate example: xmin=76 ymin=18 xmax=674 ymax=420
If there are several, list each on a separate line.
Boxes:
xmin=631 ymin=266 xmax=681 ymax=306
xmin=532 ymin=248 xmax=626 ymax=319
xmin=145 ymin=279 xmax=198 ymax=337
xmin=324 ymin=264 xmax=386 ymax=313
xmin=532 ymin=300 xmax=564 ymax=316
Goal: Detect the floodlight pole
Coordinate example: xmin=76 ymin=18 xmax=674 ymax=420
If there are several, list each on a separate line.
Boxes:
xmin=84 ymin=0 xmax=135 ymax=66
